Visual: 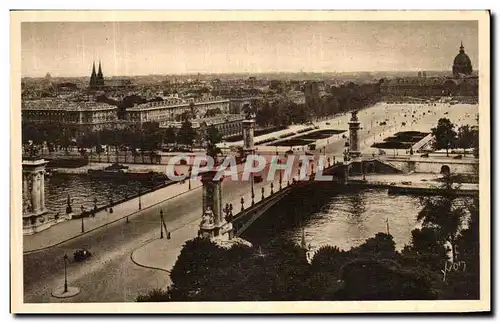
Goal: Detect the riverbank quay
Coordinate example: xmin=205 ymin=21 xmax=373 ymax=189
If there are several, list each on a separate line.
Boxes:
xmin=346 ymin=174 xmax=479 ymax=197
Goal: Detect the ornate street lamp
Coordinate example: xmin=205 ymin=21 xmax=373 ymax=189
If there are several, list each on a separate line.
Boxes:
xmin=279 ymin=169 xmax=282 ymax=190
xmin=188 ymin=166 xmax=192 ymax=190
xmin=240 ymin=197 xmax=245 ymax=212
xmin=251 ymin=171 xmax=255 ymax=205
xmin=160 ymin=209 xmax=164 ymax=239
xmin=80 ymin=205 xmax=85 ymax=233
xmin=66 ymin=194 xmax=72 ymax=215
xmin=261 ymin=186 xmax=265 ymax=200
xmin=63 ymin=253 xmax=68 ymax=293
xmin=138 ymin=189 xmax=142 ymax=211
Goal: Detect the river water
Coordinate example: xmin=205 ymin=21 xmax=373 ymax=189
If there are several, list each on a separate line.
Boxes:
xmin=242 ymin=182 xmax=423 ymax=252
xmin=43 ymin=175 xmax=159 ymax=217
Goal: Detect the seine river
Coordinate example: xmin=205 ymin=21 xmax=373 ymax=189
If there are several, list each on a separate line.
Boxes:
xmin=43 ymin=175 xmax=159 ymax=217
xmin=242 ymin=183 xmax=423 ymax=252
xmin=44 ymin=175 xmax=422 ymax=251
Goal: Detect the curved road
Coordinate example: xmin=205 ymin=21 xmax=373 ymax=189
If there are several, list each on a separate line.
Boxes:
xmin=24 ymin=161 xmax=288 ymax=303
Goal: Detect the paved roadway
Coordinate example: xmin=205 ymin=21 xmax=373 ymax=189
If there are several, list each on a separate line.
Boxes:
xmin=23 ymin=157 xmax=302 ymax=303
xmin=23 ymin=102 xmax=478 ymax=303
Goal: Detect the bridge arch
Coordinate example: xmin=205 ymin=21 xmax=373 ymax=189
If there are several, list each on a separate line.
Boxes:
xmin=364 ymin=161 xmax=375 ymax=174
xmin=440 ymin=165 xmax=451 ymax=176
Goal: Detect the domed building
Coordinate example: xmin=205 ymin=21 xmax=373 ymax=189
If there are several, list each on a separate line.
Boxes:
xmin=452 ymin=42 xmax=473 ymax=77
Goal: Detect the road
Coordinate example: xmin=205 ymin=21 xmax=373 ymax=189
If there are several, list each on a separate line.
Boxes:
xmin=23 ymin=158 xmax=298 ymax=303
xmin=23 ymin=102 xmax=478 ymax=303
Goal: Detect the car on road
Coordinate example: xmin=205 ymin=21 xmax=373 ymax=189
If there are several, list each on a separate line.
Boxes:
xmin=74 ymin=249 xmax=92 ymax=262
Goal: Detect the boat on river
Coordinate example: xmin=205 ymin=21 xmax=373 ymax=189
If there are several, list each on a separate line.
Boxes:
xmin=87 ymin=163 xmax=169 ymax=183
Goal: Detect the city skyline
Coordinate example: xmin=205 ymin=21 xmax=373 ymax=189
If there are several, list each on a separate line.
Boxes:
xmin=21 ymin=21 xmax=478 ymax=78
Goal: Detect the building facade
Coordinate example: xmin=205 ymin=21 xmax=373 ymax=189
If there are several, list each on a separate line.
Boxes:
xmin=22 ymin=99 xmax=119 ymax=136
xmin=380 ymin=42 xmax=477 ymax=99
xmin=125 ymin=96 xmax=231 ymax=125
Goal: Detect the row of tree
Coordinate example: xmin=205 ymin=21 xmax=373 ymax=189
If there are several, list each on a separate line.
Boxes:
xmin=431 ymin=118 xmax=479 ymax=157
xmin=22 ymin=120 xmax=223 ymax=158
xmin=246 ymin=81 xmax=382 ymax=128
xmin=136 ymin=177 xmax=479 ymax=301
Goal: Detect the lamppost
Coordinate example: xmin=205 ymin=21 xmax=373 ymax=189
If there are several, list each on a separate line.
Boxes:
xmin=279 ymin=168 xmax=282 ymax=190
xmin=66 ymin=194 xmax=72 ymax=215
xmin=138 ymin=189 xmax=142 ymax=211
xmin=270 ymin=182 xmax=274 ymax=195
xmin=160 ymin=209 xmax=164 ymax=239
xmin=63 ymin=253 xmax=68 ymax=293
xmin=80 ymin=205 xmax=84 ymax=233
xmin=188 ymin=166 xmax=192 ymax=190
xmin=261 ymin=187 xmax=265 ymax=200
xmin=251 ymin=160 xmax=255 ymax=205
xmin=240 ymin=197 xmax=245 ymax=212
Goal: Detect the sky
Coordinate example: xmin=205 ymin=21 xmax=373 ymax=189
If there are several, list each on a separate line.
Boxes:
xmin=21 ymin=20 xmax=478 ymax=77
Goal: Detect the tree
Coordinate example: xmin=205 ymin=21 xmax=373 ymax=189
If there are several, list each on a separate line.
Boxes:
xmin=188 ymin=102 xmax=197 ymax=119
xmin=162 ymin=127 xmax=177 ymax=146
xmin=335 ymin=259 xmax=436 ymax=300
xmin=205 ymin=125 xmax=222 ymax=160
xmin=456 ymin=125 xmax=474 ymax=155
xmin=177 ymin=120 xmax=196 ymax=148
xmin=136 ymin=288 xmax=171 ymax=302
xmin=350 ymin=232 xmax=399 ymax=260
xmin=416 ymin=178 xmax=467 ymax=262
xmin=310 ymin=245 xmax=349 ymax=275
xmin=169 ymin=237 xmax=226 ymax=301
xmin=431 ymin=118 xmax=457 ymax=156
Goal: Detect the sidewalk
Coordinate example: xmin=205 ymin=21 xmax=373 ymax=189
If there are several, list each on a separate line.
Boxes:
xmin=23 ymin=179 xmax=202 ymax=253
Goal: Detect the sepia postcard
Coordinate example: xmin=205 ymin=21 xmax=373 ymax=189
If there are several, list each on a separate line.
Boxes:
xmin=10 ymin=10 xmax=491 ymax=314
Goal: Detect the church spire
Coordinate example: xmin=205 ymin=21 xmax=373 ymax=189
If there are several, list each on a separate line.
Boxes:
xmin=89 ymin=61 xmax=97 ymax=88
xmin=460 ymin=41 xmax=464 ymax=53
xmin=96 ymin=60 xmax=104 ymax=86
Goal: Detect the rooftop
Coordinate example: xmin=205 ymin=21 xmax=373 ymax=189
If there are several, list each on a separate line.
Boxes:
xmin=22 ymin=100 xmax=117 ymax=111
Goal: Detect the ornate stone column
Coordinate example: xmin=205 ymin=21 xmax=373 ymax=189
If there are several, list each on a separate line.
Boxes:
xmin=39 ymin=170 xmax=46 ymax=210
xmin=348 ymin=110 xmax=362 ymax=160
xmin=198 ymin=170 xmax=232 ymax=239
xmin=22 ymin=158 xmax=50 ymax=235
xmin=242 ymin=118 xmax=255 ymax=157
xmin=31 ymin=172 xmax=40 ymax=214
